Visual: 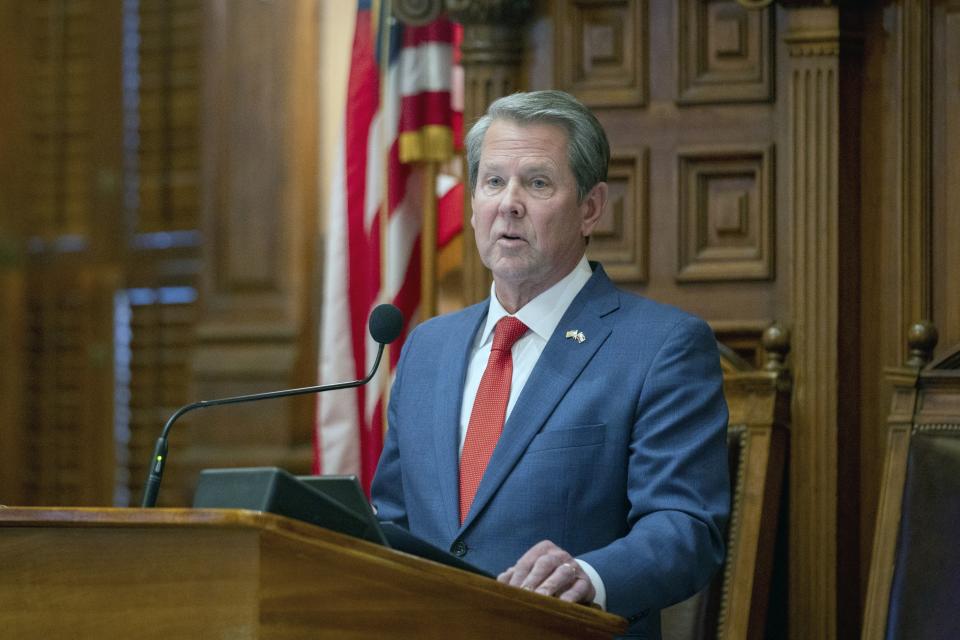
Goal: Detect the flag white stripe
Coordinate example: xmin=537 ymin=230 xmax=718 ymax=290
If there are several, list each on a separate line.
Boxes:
xmin=364 ymin=110 xmax=385 ymax=234
xmin=398 ymin=42 xmax=453 ymax=96
xmin=318 ymin=134 xmax=361 ymax=475
xmin=384 ymin=172 xmax=425 ymax=300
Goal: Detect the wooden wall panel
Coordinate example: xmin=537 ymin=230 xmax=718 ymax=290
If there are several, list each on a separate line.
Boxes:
xmin=677 ymin=0 xmax=773 ymax=104
xmin=676 ymin=145 xmax=774 ymax=282
xmin=586 ymin=148 xmax=648 ymax=282
xmin=536 ymin=1 xmax=784 ymax=327
xmin=554 ymin=0 xmax=647 ymax=107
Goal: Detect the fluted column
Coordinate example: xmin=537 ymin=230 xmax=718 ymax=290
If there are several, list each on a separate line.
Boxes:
xmin=445 ymin=0 xmax=532 ymax=304
xmin=784 ymin=6 xmax=862 ymax=639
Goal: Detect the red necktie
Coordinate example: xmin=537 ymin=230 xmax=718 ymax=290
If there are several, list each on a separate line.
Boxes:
xmin=459 ymin=316 xmax=529 ymax=525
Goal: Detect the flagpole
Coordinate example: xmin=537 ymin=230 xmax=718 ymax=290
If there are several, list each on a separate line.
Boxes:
xmin=421 ymin=160 xmax=439 ymax=318
xmin=378 ymin=0 xmax=392 ymax=439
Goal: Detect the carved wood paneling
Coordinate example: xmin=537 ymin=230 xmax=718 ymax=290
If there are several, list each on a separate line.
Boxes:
xmin=677 ymin=0 xmax=773 ymax=104
xmin=205 ymin=8 xmax=282 ymax=303
xmin=554 ymin=0 xmax=647 ymax=107
xmin=201 ymin=0 xmax=316 ymax=320
xmin=676 ymin=145 xmax=774 ymax=282
xmin=586 ymin=148 xmax=648 ymax=283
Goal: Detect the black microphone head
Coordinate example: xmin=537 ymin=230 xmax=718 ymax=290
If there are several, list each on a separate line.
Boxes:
xmin=368 ymin=304 xmax=403 ymax=344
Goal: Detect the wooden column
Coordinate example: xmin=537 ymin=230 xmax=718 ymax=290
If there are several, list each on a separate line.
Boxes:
xmin=445 ymin=0 xmax=533 ymax=304
xmin=783 ymin=6 xmax=862 ymax=639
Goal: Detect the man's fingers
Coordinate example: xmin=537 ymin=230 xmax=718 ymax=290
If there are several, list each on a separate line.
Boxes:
xmin=519 ymin=552 xmax=568 ymax=592
xmin=558 ymin=572 xmax=593 ymax=603
xmin=533 ymin=561 xmax=579 ymax=597
xmin=507 ymin=540 xmax=556 ymax=587
xmin=503 ymin=540 xmax=595 ymax=604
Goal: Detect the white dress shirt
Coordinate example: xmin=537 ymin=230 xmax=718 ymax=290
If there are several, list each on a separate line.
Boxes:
xmin=458 ymin=255 xmax=607 ymax=609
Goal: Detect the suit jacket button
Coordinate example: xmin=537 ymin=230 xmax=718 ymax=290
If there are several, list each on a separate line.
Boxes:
xmin=451 ymin=539 xmax=468 ymax=557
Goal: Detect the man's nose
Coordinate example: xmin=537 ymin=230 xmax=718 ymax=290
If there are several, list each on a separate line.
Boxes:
xmin=497 ymin=179 xmax=525 ymax=217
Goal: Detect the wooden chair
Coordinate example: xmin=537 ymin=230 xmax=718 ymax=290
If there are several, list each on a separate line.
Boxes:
xmin=862 ymin=322 xmax=960 ymax=640
xmin=661 ymin=324 xmax=790 ymax=640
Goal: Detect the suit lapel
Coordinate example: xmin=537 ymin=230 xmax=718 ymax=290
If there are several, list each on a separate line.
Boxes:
xmin=433 ymin=303 xmax=487 ymax=538
xmin=459 ymin=265 xmax=621 ymax=531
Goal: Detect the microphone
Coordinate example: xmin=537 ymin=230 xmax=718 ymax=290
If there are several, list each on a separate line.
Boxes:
xmin=141 ymin=303 xmax=404 ymax=507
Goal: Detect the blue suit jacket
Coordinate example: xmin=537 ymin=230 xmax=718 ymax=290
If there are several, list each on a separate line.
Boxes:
xmin=371 ymin=264 xmax=729 ymax=638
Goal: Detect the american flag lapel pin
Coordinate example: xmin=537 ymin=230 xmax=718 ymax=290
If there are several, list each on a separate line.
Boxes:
xmin=565 ymin=329 xmax=586 ymax=344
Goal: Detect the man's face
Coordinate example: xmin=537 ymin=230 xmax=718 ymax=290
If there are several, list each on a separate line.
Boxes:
xmin=471 ymin=119 xmax=605 ymax=301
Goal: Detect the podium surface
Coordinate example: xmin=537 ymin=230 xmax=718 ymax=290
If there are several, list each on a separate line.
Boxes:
xmin=0 ymin=507 xmax=626 ymax=639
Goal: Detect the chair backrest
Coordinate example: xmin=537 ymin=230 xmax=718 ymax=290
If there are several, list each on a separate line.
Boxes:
xmin=662 ymin=325 xmax=790 ymax=640
xmin=863 ymin=323 xmax=960 ymax=640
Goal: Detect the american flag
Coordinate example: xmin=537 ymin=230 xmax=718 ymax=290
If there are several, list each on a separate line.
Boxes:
xmin=315 ymin=1 xmax=462 ymax=491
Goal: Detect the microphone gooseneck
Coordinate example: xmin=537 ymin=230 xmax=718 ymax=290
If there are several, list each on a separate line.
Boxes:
xmin=141 ymin=304 xmax=404 ymax=507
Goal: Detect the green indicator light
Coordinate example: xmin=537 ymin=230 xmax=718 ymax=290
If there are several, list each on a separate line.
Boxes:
xmin=156 ymin=455 xmax=163 ymax=462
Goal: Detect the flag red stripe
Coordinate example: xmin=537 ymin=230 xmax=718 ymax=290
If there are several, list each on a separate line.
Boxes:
xmin=344 ymin=9 xmax=382 ymax=482
xmin=399 ymin=91 xmax=457 ymax=132
xmin=437 ymin=181 xmax=465 ymax=247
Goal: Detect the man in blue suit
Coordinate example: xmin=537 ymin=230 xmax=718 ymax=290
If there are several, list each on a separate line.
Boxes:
xmin=371 ymin=90 xmax=729 ymax=638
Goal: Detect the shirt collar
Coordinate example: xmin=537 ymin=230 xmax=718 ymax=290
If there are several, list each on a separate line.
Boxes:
xmin=478 ymin=255 xmax=593 ymax=346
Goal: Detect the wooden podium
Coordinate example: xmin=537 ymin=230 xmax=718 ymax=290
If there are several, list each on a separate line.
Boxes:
xmin=0 ymin=507 xmax=626 ymax=639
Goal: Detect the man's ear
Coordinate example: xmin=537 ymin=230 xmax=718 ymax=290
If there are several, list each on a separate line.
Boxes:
xmin=580 ymin=182 xmax=608 ymax=237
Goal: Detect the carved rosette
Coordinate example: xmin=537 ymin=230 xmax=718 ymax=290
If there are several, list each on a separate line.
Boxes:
xmin=392 ymin=0 xmax=445 ymax=26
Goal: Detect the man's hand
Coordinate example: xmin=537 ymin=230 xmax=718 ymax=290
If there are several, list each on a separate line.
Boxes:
xmin=497 ymin=540 xmax=596 ymax=604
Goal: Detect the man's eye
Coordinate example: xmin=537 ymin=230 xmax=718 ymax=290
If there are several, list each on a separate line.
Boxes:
xmin=531 ymin=178 xmax=548 ymax=189
xmin=486 ymin=177 xmax=504 ymax=188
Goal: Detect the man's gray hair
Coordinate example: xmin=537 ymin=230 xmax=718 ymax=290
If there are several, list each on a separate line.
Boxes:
xmin=465 ymin=90 xmax=610 ymax=203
